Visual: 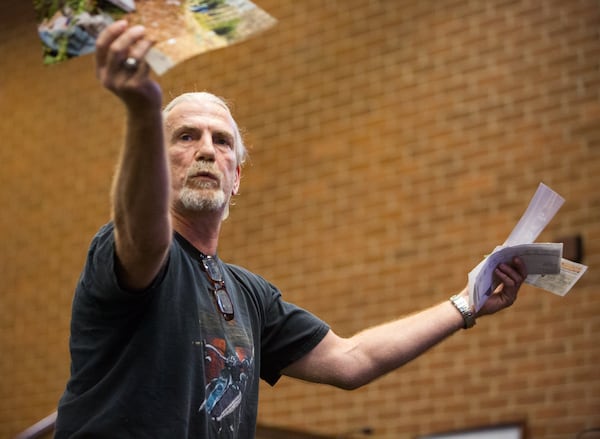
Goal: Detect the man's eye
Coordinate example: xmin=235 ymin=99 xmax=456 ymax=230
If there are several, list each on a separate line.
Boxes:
xmin=214 ymin=136 xmax=232 ymax=148
xmin=179 ymin=134 xmax=193 ymax=142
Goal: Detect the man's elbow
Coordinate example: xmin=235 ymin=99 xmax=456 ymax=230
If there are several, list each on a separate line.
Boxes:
xmin=327 ymin=363 xmax=377 ymax=391
xmin=335 ymin=379 xmax=363 ymax=391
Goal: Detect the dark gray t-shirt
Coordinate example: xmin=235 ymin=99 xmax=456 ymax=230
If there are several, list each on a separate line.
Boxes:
xmin=55 ymin=223 xmax=329 ymax=438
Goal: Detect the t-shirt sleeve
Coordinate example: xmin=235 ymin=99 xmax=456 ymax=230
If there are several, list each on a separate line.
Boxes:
xmin=80 ymin=222 xmax=166 ymax=304
xmin=258 ymin=284 xmax=330 ymax=386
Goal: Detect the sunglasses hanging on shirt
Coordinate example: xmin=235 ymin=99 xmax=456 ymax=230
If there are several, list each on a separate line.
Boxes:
xmin=200 ymin=255 xmax=235 ymax=321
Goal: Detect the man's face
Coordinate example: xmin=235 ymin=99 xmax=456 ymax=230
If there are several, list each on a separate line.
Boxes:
xmin=165 ymin=98 xmax=241 ymax=216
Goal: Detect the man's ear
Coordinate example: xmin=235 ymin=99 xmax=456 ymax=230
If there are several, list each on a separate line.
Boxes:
xmin=232 ymin=165 xmax=241 ymax=195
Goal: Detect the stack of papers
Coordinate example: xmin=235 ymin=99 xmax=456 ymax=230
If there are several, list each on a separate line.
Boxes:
xmin=468 ymin=183 xmax=588 ymax=312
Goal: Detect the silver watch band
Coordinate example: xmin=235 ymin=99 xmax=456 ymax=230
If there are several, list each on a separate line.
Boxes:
xmin=449 ymin=295 xmax=476 ymax=329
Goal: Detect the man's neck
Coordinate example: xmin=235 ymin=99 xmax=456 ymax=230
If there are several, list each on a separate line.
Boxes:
xmin=171 ymin=210 xmax=222 ymax=256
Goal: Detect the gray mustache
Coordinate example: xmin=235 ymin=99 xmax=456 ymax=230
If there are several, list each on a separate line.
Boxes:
xmin=186 ymin=162 xmax=223 ymax=181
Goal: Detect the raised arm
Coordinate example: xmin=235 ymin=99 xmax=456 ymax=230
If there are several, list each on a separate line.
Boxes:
xmin=283 ymin=258 xmax=527 ymax=390
xmin=95 ymin=21 xmax=172 ymax=291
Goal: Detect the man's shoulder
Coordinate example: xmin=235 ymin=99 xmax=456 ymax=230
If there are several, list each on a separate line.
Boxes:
xmin=88 ymin=222 xmax=115 ymax=247
xmin=223 ymin=261 xmax=269 ymax=286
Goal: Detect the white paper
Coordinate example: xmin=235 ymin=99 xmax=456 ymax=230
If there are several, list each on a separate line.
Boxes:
xmin=467 ymin=183 xmax=587 ymax=311
xmin=470 ymin=243 xmax=563 ymax=312
xmin=504 ymin=182 xmax=565 ymax=246
xmin=526 ymin=258 xmax=588 ymax=296
xmin=106 ymin=0 xmax=135 ymax=12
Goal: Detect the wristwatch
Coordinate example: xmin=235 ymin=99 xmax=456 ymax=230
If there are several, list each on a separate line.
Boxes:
xmin=449 ymin=295 xmax=476 ymax=329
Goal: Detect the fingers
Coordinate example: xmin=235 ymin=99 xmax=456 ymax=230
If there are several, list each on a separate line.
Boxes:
xmin=513 ymin=256 xmax=528 ymax=278
xmin=495 ymin=257 xmax=527 ymax=288
xmin=96 ymin=20 xmax=156 ymax=76
xmin=95 ymin=20 xmax=128 ymax=69
xmin=478 ymin=257 xmax=528 ymax=317
xmin=94 ymin=20 xmax=161 ymax=109
xmin=126 ymin=38 xmax=154 ymax=67
xmin=107 ymin=25 xmax=148 ymax=69
xmin=495 ymin=257 xmax=527 ymax=304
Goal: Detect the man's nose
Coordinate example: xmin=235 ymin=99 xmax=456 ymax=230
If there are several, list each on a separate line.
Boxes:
xmin=194 ymin=134 xmax=216 ymax=161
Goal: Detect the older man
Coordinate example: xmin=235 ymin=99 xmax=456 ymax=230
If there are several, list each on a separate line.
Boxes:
xmin=55 ymin=20 xmax=527 ymax=438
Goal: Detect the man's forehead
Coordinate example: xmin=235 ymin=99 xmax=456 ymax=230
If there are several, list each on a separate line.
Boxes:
xmin=165 ymin=99 xmax=235 ymax=131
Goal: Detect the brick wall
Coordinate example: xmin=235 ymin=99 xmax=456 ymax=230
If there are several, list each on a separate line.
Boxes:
xmin=1 ymin=0 xmax=598 ymax=438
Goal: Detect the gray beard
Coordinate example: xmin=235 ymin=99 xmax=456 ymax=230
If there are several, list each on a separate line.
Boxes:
xmin=178 ymin=187 xmax=227 ymax=212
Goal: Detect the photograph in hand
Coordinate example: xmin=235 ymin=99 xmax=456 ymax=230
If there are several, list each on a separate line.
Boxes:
xmin=33 ymin=0 xmax=277 ymax=74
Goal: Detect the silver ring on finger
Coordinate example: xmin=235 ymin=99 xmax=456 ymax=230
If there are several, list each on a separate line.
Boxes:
xmin=123 ymin=57 xmax=139 ymax=71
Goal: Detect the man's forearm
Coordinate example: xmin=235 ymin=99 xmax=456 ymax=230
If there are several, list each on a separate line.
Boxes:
xmin=283 ymin=298 xmax=465 ymax=390
xmin=342 ymin=299 xmax=464 ymax=388
xmin=113 ymin=108 xmax=170 ymax=229
xmin=111 ymin=107 xmax=172 ymax=289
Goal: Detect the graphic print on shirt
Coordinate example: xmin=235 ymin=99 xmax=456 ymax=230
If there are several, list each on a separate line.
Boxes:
xmin=199 ymin=335 xmax=254 ymax=429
